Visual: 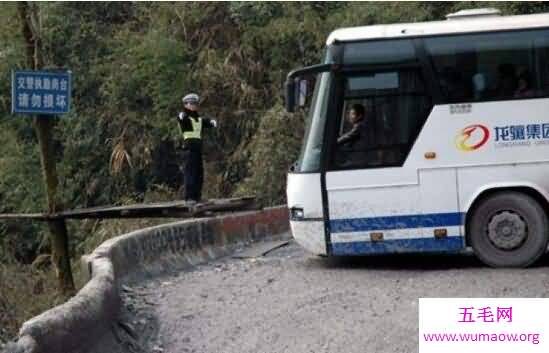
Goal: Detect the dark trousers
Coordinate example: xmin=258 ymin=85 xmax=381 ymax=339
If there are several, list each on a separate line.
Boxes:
xmin=183 ymin=145 xmax=203 ymax=201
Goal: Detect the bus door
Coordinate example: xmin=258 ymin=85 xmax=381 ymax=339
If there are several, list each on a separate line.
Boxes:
xmin=324 ymin=68 xmax=454 ymax=255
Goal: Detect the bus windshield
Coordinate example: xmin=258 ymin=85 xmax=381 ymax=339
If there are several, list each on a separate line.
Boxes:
xmin=296 ymin=72 xmax=331 ymax=173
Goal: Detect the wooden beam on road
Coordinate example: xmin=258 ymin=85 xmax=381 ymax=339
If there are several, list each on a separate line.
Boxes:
xmin=0 ymin=213 xmax=50 ymax=220
xmin=0 ymin=196 xmax=257 ymax=221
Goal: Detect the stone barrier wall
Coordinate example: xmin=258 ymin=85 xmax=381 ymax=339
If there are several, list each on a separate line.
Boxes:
xmin=3 ymin=206 xmax=289 ymax=353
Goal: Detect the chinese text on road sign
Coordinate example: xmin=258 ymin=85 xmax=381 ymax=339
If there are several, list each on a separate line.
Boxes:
xmin=12 ymin=70 xmax=71 ymax=115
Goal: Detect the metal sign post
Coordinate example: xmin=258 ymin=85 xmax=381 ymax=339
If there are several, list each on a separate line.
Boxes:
xmin=11 ymin=69 xmax=75 ymax=295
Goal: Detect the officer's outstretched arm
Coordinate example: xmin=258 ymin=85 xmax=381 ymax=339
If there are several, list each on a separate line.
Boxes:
xmin=203 ymin=117 xmax=218 ymax=128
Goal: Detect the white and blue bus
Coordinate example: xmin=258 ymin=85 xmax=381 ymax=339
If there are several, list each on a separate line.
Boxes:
xmin=285 ymin=9 xmax=549 ymax=267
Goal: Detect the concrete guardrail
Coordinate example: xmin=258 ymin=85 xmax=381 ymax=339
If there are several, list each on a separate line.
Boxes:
xmin=2 ymin=206 xmax=289 ymax=353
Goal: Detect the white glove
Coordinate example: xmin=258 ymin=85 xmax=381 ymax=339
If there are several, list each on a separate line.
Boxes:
xmin=211 ymin=119 xmax=217 ymax=128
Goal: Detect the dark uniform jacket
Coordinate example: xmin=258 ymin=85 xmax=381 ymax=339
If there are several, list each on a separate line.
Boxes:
xmin=177 ymin=108 xmax=216 ymax=150
xmin=337 ymin=119 xmax=371 ymax=150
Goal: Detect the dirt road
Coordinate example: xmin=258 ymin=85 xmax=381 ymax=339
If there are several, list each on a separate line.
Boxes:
xmin=101 ymin=238 xmax=549 ymax=353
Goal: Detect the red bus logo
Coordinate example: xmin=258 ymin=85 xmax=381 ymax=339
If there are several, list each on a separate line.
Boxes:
xmin=456 ymin=124 xmax=490 ymax=151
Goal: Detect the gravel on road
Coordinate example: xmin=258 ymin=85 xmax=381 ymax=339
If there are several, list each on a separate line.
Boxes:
xmin=95 ymin=237 xmax=549 ymax=353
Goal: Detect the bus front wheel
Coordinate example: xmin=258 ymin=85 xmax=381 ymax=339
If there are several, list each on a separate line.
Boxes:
xmin=469 ymin=191 xmax=549 ymax=268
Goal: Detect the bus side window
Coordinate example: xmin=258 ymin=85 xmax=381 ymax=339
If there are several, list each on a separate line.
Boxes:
xmin=331 ymin=70 xmax=430 ymax=170
xmin=425 ymin=28 xmax=549 ymax=103
xmin=538 ymin=37 xmax=549 ymax=95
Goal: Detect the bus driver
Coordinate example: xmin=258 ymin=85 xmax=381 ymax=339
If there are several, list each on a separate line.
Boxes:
xmin=337 ymin=103 xmax=368 ymax=147
xmin=337 ymin=104 xmax=372 ymax=166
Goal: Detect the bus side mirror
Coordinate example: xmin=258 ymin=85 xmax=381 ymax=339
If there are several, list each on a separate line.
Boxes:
xmin=297 ymin=79 xmax=308 ymax=107
xmin=285 ymin=79 xmax=296 ymax=113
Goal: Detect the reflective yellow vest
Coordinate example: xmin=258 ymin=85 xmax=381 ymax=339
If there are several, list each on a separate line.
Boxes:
xmin=183 ymin=116 xmax=202 ymax=140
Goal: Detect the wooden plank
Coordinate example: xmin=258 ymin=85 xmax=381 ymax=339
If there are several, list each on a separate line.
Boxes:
xmin=0 ymin=213 xmax=49 ymax=220
xmin=232 ymin=240 xmax=290 ymax=259
xmin=0 ymin=196 xmax=257 ymax=221
xmin=62 ymin=197 xmax=256 ymax=219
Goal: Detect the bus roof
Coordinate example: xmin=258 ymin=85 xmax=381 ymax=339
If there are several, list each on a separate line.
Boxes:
xmin=326 ymin=11 xmax=549 ymax=45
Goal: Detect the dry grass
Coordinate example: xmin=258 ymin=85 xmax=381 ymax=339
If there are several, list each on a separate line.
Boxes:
xmin=0 ymin=261 xmax=68 ymax=344
xmin=0 ymin=215 xmax=181 ymax=345
xmin=0 ymin=187 xmax=188 ymax=345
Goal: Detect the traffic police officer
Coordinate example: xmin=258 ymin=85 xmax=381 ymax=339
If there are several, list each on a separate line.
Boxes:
xmin=177 ymin=93 xmax=217 ymax=202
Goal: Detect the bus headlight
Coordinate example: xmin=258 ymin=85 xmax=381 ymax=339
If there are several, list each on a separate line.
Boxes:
xmin=290 ymin=207 xmax=304 ymax=221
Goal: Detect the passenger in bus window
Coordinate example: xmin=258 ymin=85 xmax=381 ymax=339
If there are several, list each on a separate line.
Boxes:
xmin=494 ymin=63 xmax=518 ymax=98
xmin=472 ymin=73 xmax=487 ymax=100
xmin=441 ymin=67 xmax=469 ymax=102
xmin=514 ymin=69 xmax=536 ymax=98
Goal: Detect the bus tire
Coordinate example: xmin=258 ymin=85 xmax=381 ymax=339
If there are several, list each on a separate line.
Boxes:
xmin=469 ymin=191 xmax=549 ymax=268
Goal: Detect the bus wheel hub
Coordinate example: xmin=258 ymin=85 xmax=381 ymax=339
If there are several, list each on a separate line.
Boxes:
xmin=487 ymin=211 xmax=527 ymax=250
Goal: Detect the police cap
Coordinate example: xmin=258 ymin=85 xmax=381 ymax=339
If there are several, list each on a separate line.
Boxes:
xmin=182 ymin=93 xmax=200 ymax=104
